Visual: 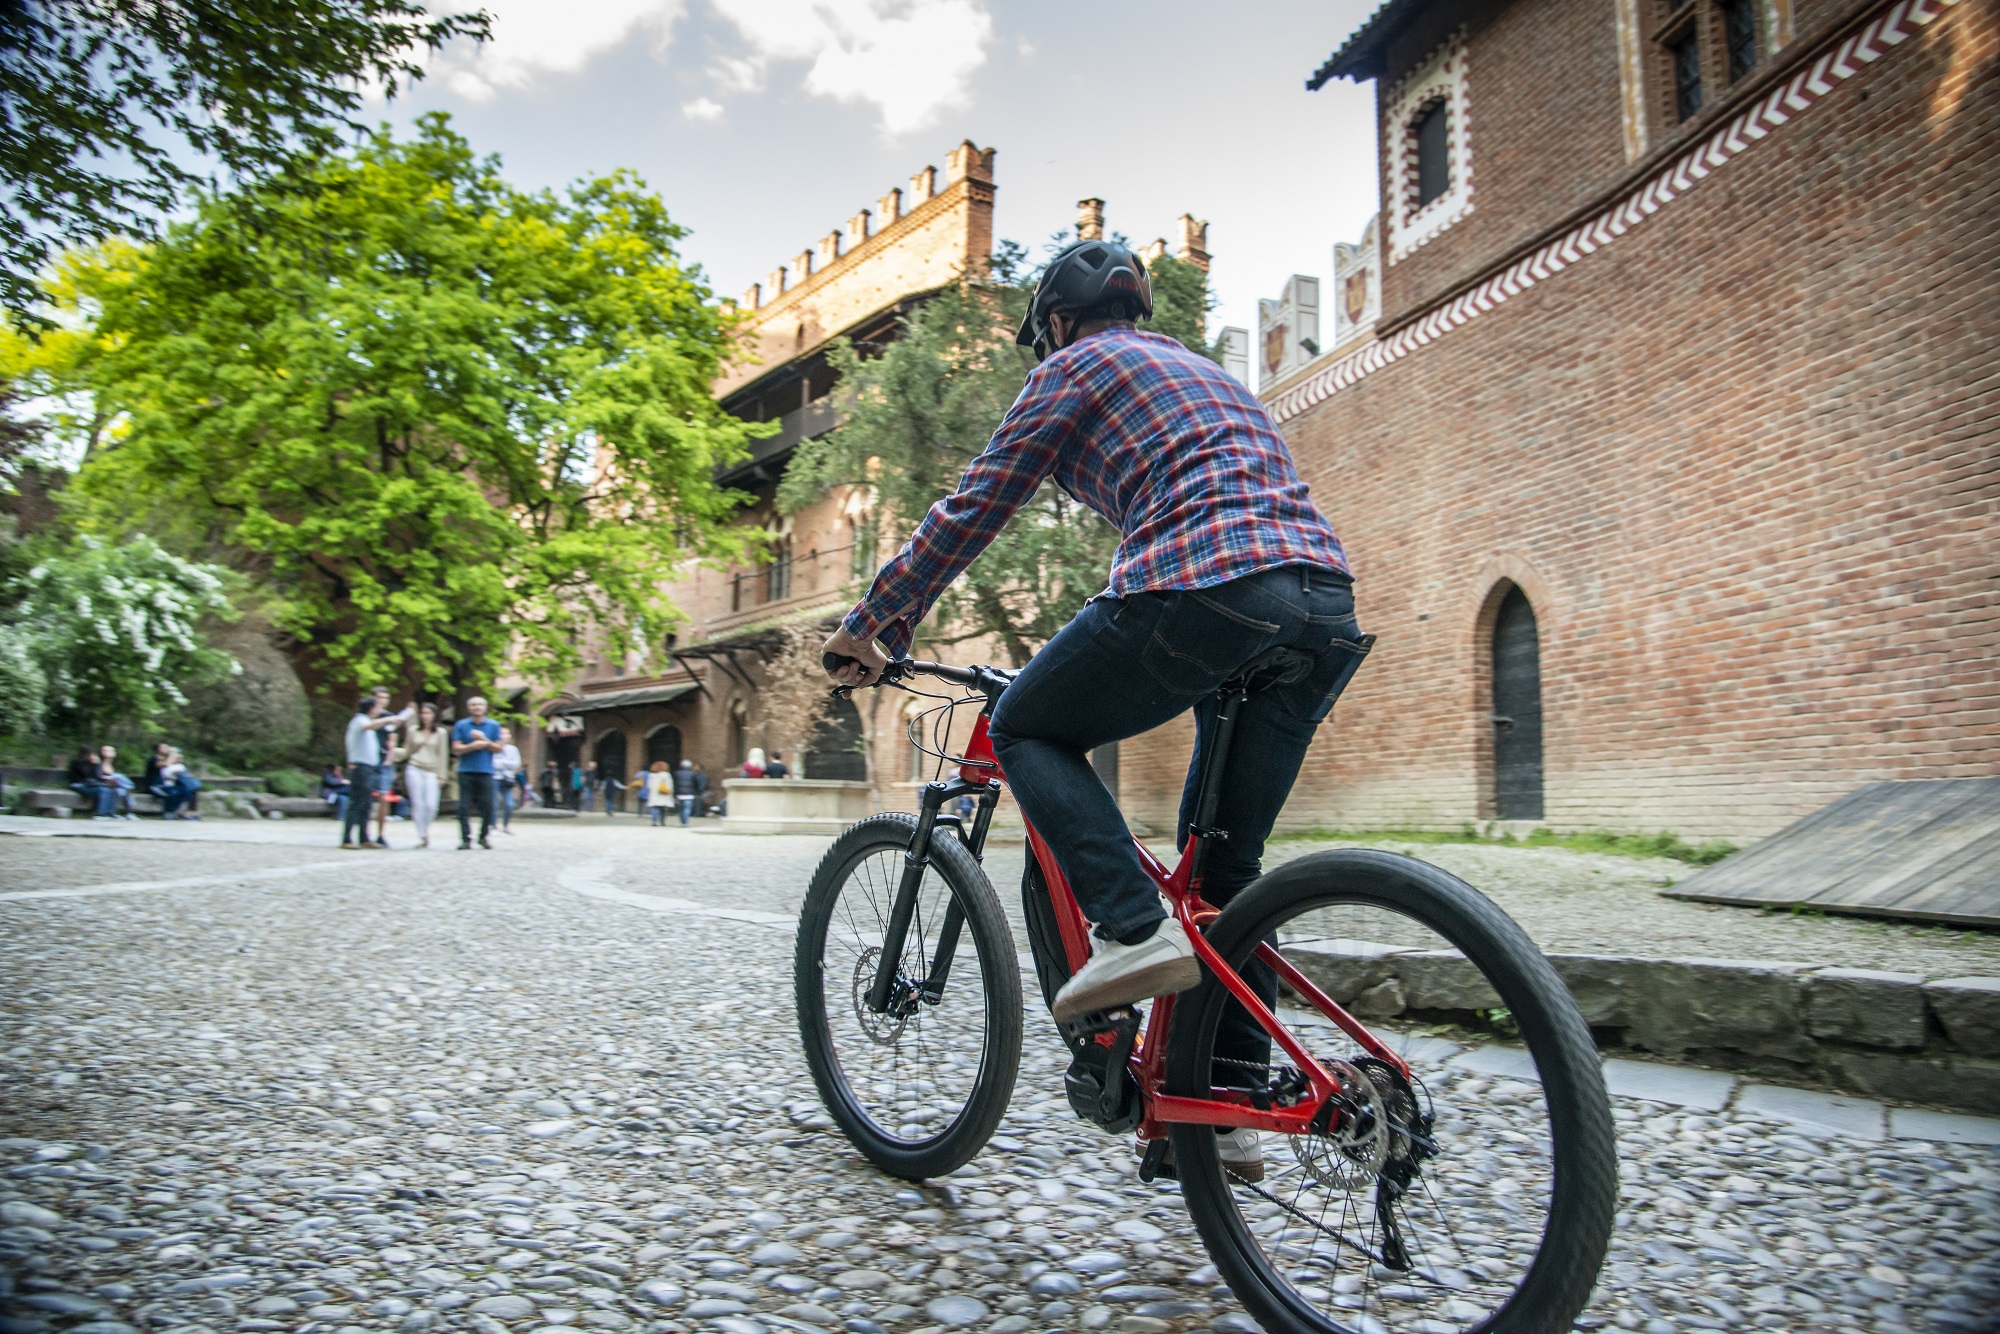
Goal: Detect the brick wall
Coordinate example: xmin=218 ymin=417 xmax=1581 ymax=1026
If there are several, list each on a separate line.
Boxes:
xmin=1378 ymin=0 xmax=1632 ymax=319
xmin=1121 ymin=0 xmax=1999 ymax=844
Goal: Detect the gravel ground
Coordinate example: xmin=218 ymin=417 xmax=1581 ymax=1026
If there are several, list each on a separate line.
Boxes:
xmin=3 ymin=825 xmax=1998 ymax=1334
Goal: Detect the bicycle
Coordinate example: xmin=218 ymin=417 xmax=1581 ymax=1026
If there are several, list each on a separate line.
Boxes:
xmin=796 ymin=652 xmax=1617 ymax=1334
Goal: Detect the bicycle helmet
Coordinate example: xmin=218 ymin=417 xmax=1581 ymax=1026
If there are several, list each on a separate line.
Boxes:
xmin=1015 ymin=239 xmax=1154 ymax=360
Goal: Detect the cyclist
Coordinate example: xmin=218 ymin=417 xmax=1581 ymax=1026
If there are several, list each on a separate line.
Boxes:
xmin=824 ymin=240 xmax=1364 ymax=1165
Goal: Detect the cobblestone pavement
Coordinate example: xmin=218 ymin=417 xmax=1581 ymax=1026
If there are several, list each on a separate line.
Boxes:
xmin=2 ymin=824 xmax=1997 ymax=1334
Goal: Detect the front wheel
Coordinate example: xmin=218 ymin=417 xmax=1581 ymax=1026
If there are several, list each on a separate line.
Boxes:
xmin=796 ymin=813 xmax=1022 ymax=1179
xmin=1167 ymin=848 xmax=1617 ymax=1334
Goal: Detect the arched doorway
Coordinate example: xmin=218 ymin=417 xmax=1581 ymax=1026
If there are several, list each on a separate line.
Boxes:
xmin=1490 ymin=584 xmax=1545 ymax=820
xmin=594 ymin=731 xmax=628 ymax=811
xmin=646 ymin=725 xmax=682 ymax=770
xmin=806 ymin=694 xmax=868 ymax=781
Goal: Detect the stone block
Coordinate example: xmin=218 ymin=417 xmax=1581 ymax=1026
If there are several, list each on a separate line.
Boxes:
xmin=1600 ymin=1058 xmax=1735 ymax=1110
xmin=1546 ymin=954 xmax=1652 ymax=1027
xmin=1821 ymin=1050 xmax=2000 ymax=1117
xmin=1889 ymin=1107 xmax=2000 ymax=1146
xmin=1735 ymin=1083 xmax=1885 ymax=1140
xmin=1279 ymin=939 xmax=1409 ymax=1005
xmin=1924 ymin=978 xmax=2000 ymax=1058
xmin=1804 ymin=967 xmax=1928 ymax=1050
xmin=1392 ymin=950 xmax=1502 ymax=1011
xmin=1619 ymin=958 xmax=1813 ymax=1064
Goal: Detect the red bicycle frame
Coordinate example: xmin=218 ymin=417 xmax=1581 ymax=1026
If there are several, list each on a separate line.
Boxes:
xmin=953 ymin=711 xmax=1410 ymax=1142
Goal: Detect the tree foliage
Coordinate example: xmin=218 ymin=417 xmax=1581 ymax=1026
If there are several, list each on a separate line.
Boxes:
xmin=753 ymin=625 xmax=835 ymax=763
xmin=781 ymin=243 xmax=1219 ymax=664
xmin=41 ymin=116 xmax=761 ymax=699
xmin=10 ymin=534 xmax=238 ymax=734
xmin=0 ymin=0 xmax=489 ymax=315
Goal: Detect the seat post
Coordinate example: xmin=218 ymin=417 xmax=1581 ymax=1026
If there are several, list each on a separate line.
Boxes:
xmin=1186 ymin=686 xmax=1248 ymax=886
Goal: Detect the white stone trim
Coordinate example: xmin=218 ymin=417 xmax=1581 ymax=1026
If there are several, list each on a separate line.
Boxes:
xmin=1267 ymin=0 xmax=1962 ymax=426
xmin=1385 ymin=32 xmax=1474 ymax=262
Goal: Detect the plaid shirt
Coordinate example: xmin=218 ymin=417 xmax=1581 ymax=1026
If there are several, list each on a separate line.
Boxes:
xmin=844 ymin=327 xmax=1349 ymax=658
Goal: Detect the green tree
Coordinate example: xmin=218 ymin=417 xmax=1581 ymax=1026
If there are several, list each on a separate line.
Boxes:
xmin=780 ymin=279 xmax=1117 ymax=664
xmin=10 ymin=534 xmax=237 ymax=734
xmin=781 ymin=242 xmax=1220 ymax=664
xmin=0 ymin=0 xmax=489 ymax=316
xmin=47 ymin=115 xmax=760 ymax=699
xmin=1146 ymin=252 xmax=1223 ymax=362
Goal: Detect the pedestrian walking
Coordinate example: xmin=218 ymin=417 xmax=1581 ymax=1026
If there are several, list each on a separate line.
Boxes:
xmin=645 ymin=761 xmax=673 ymax=826
xmin=568 ymin=758 xmax=586 ymax=810
xmin=393 ymin=702 xmax=449 ymax=849
xmin=341 ymin=693 xmax=406 ymax=850
xmin=693 ymin=761 xmax=710 ymax=817
xmin=371 ymin=704 xmax=405 ymax=848
xmin=495 ymin=727 xmax=524 ymax=834
xmin=67 ymin=745 xmax=116 ymax=819
xmin=539 ymin=760 xmax=560 ymax=810
xmin=764 ymin=751 xmax=790 ymax=779
xmin=672 ymin=758 xmax=699 ymax=826
xmin=578 ymin=760 xmax=598 ymax=812
xmin=451 ymin=695 xmax=504 ymax=850
xmin=599 ymin=766 xmax=625 ymax=816
xmin=741 ymin=747 xmax=766 ymax=779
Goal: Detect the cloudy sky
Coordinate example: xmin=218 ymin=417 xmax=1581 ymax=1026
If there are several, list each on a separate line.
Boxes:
xmin=384 ymin=0 xmax=1386 ymax=342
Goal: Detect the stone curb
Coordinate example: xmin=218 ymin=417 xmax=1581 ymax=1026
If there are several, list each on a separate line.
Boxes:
xmin=1281 ymin=940 xmax=2000 ymax=1116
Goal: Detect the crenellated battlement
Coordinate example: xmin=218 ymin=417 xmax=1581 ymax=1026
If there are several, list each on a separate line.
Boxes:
xmin=735 ymin=141 xmax=998 ymax=313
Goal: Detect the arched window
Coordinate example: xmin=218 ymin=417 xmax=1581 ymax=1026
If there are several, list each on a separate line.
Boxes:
xmin=1489 ymin=585 xmax=1545 ymax=820
xmin=645 ymin=725 xmax=682 ymax=770
xmin=593 ymin=731 xmax=629 ymax=807
xmin=1414 ymin=99 xmax=1451 ymax=208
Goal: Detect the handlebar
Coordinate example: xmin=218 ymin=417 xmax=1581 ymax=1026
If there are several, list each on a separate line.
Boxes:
xmin=822 ymin=652 xmax=1008 ymax=696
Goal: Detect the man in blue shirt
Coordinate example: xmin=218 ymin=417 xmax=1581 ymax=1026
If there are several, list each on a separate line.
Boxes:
xmin=452 ymin=695 xmax=504 ymax=850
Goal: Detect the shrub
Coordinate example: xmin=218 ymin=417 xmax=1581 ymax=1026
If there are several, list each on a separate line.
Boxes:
xmin=265 ymin=768 xmax=314 ymax=798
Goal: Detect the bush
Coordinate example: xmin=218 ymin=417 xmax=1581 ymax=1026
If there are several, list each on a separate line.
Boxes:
xmin=0 ymin=629 xmax=45 ymax=737
xmin=265 ymin=768 xmax=314 ymax=798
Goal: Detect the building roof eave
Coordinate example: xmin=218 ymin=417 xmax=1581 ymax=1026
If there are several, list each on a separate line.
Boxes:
xmin=1308 ymin=0 xmax=1427 ymax=87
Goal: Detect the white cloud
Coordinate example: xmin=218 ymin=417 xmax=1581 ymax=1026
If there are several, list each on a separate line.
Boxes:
xmin=682 ymin=96 xmax=725 ymax=121
xmin=707 ymin=0 xmax=993 ymax=136
xmin=430 ymin=0 xmax=686 ymax=101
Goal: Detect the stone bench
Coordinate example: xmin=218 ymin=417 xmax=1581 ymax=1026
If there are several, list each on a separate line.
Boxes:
xmin=251 ymin=795 xmax=337 ymax=818
xmin=15 ymin=788 xmax=88 ymax=816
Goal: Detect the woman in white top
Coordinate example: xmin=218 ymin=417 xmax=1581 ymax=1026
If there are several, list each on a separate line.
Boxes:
xmin=393 ymin=702 xmax=451 ymax=848
xmin=495 ymin=727 xmax=524 ymax=833
xmin=645 ymin=760 xmax=674 ymax=826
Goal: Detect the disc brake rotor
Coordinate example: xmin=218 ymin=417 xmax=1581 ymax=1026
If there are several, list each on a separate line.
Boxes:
xmin=1290 ymin=1058 xmax=1389 ymax=1190
xmin=851 ymin=947 xmax=910 ymax=1045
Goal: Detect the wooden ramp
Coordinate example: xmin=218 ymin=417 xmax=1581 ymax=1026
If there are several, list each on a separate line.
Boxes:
xmin=1662 ymin=778 xmax=2000 ymax=929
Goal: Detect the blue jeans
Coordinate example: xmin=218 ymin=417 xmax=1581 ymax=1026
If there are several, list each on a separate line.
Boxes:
xmin=341 ymin=764 xmax=377 ymax=844
xmin=677 ymin=795 xmax=695 ymax=826
xmin=71 ymin=782 xmax=115 ymax=817
xmin=151 ymin=775 xmax=199 ymax=816
xmin=457 ymin=771 xmax=497 ymax=844
xmin=990 ymin=565 xmax=1365 ymax=944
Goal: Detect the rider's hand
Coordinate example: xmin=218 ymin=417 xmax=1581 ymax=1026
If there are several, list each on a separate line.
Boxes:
xmin=822 ymin=626 xmax=889 ymax=688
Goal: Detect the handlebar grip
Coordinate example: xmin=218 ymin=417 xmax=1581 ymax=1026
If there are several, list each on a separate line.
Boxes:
xmin=823 ymin=651 xmax=859 ymax=674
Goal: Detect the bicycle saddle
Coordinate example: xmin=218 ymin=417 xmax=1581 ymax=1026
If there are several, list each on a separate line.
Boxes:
xmin=1223 ymin=645 xmax=1317 ymax=694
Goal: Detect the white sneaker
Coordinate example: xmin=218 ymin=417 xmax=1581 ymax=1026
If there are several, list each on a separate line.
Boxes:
xmin=1051 ymin=917 xmax=1202 ymax=1022
xmin=1217 ymin=1126 xmax=1265 ymax=1182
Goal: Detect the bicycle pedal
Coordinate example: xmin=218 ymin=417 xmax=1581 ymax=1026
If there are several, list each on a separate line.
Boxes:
xmin=1059 ymin=1006 xmax=1139 ymax=1044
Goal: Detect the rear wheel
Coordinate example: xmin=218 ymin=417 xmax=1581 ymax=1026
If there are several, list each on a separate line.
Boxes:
xmin=1167 ymin=849 xmax=1616 ymax=1334
xmin=796 ymin=813 xmax=1022 ymax=1179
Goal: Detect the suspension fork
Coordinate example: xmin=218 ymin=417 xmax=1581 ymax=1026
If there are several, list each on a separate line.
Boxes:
xmin=868 ymin=777 xmax=987 ymax=1012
